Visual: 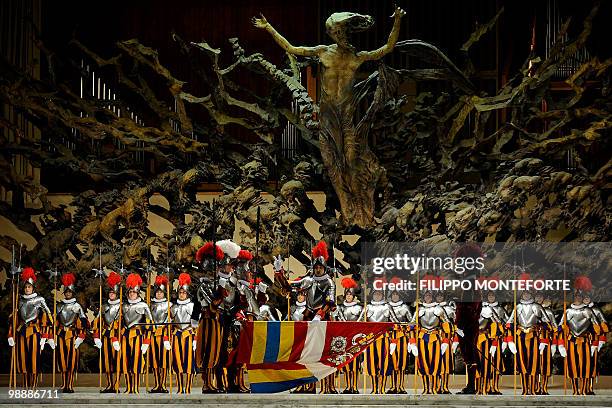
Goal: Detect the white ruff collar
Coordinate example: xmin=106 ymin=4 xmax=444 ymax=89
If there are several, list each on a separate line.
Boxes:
xmin=389 ymin=300 xmax=403 ymax=307
xmin=313 ymin=274 xmax=329 ymax=281
xmin=344 ymin=301 xmax=357 ymax=307
xmin=421 ymin=302 xmax=436 ymax=308
xmin=22 ymin=293 xmax=37 ymax=299
xmin=217 ymin=271 xmax=231 ymax=279
xmin=370 ymin=300 xmax=386 ymax=306
xmin=487 ymin=301 xmax=498 ymax=307
xmin=151 ymin=298 xmax=167 ymax=303
xmin=295 ymin=300 xmax=306 ymax=307
xmin=108 ymin=299 xmax=120 ymax=305
xmin=127 ymin=297 xmax=142 ymax=304
xmin=571 ymin=303 xmax=586 ymax=310
xmin=520 ymin=299 xmax=534 ymax=305
xmin=62 ymin=298 xmax=77 ymax=304
xmin=177 ymin=298 xmax=191 ymax=305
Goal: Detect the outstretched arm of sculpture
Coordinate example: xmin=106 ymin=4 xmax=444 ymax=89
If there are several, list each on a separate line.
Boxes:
xmin=252 ymin=14 xmax=326 ymax=57
xmin=358 ymin=7 xmax=405 ymax=61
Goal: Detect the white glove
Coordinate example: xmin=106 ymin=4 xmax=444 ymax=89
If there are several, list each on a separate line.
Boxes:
xmin=410 ymin=343 xmax=419 ymax=357
xmin=538 ymin=342 xmax=548 ymax=355
xmin=47 ymin=339 xmax=56 ymax=350
xmin=192 ymin=340 xmax=197 ymax=351
xmin=94 ymin=338 xmax=103 ymax=349
xmin=112 ymin=340 xmax=120 ymax=352
xmin=141 ymin=343 xmax=149 ymax=354
xmin=257 ymin=282 xmax=268 ymax=294
xmin=440 ymin=342 xmax=448 ymax=356
xmin=74 ymin=337 xmax=84 ymax=349
xmin=551 ymin=344 xmax=557 ymax=356
xmin=455 ymin=328 xmax=465 ymax=337
xmin=40 ymin=337 xmax=47 ymax=350
xmin=312 ymin=314 xmax=322 ymax=322
xmin=452 ymin=342 xmax=459 ymax=354
xmin=558 ymin=344 xmax=567 ymax=357
xmin=389 ymin=342 xmax=397 ymax=355
xmin=508 ymin=342 xmax=517 ymax=354
xmin=590 ymin=345 xmax=597 ymax=356
xmin=489 ymin=345 xmax=497 ymax=356
xmin=502 ymin=342 xmax=507 ymax=353
xmin=218 ymin=277 xmax=230 ymax=291
xmin=598 ymin=340 xmax=605 ymax=352
xmin=164 ymin=340 xmax=172 ymax=351
xmin=191 ymin=319 xmax=199 ymax=329
xmin=8 ymin=337 xmax=15 ymax=347
xmin=273 ymin=255 xmax=284 ymax=272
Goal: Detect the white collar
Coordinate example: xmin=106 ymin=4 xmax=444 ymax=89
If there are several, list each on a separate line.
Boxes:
xmin=127 ymin=297 xmax=142 ymax=304
xmin=370 ymin=300 xmax=386 ymax=306
xmin=571 ymin=303 xmax=586 ymax=309
xmin=296 ymin=300 xmax=306 ymax=307
xmin=343 ymin=300 xmax=358 ymax=307
xmin=313 ymin=274 xmax=329 ymax=281
xmin=151 ymin=298 xmax=167 ymax=303
xmin=238 ymin=279 xmax=251 ymax=287
xmin=389 ymin=300 xmax=403 ymax=307
xmin=588 ymin=302 xmax=594 ymax=307
xmin=487 ymin=301 xmax=498 ymax=307
xmin=108 ymin=298 xmax=120 ymax=305
xmin=520 ymin=299 xmax=534 ymax=305
xmin=217 ymin=271 xmax=231 ymax=279
xmin=22 ymin=293 xmax=37 ymax=299
xmin=62 ymin=298 xmax=77 ymax=304
xmin=177 ymin=298 xmax=191 ymax=305
xmin=421 ymin=302 xmax=436 ymax=308
xmin=437 ymin=301 xmax=447 ymax=307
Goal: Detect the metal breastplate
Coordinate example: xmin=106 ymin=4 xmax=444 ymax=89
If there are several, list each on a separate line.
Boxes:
xmin=566 ymin=306 xmax=594 ymax=336
xmin=258 ymin=304 xmax=276 ymax=321
xmin=218 ymin=273 xmax=237 ymax=312
xmin=291 ymin=302 xmax=307 ymax=321
xmin=367 ymin=302 xmax=390 ymax=322
xmin=150 ymin=299 xmax=171 ymax=325
xmin=543 ymin=307 xmax=556 ymax=330
xmin=123 ymin=300 xmax=152 ymax=328
xmin=442 ymin=302 xmax=456 ymax=323
xmin=58 ymin=300 xmax=85 ymax=328
xmin=103 ymin=301 xmax=121 ymax=326
xmin=340 ymin=303 xmax=363 ymax=321
xmin=305 ymin=276 xmax=335 ymax=311
xmin=18 ymin=294 xmax=50 ymax=324
xmin=591 ymin=306 xmax=607 ymax=325
xmin=172 ymin=301 xmax=194 ymax=330
xmin=418 ymin=304 xmax=442 ymax=330
xmin=389 ymin=302 xmax=412 ymax=323
xmin=516 ymin=302 xmax=543 ymax=329
xmin=479 ymin=303 xmax=503 ymax=329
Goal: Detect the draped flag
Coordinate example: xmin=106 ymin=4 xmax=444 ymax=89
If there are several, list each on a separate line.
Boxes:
xmin=236 ymin=321 xmax=394 ymax=393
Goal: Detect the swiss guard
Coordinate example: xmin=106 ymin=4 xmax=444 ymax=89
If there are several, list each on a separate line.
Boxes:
xmin=477 ymin=289 xmax=507 ymax=395
xmin=121 ymin=272 xmax=153 ymax=393
xmin=584 ymin=291 xmax=609 ymax=394
xmin=334 ymin=276 xmax=363 ymax=394
xmin=192 ymin=241 xmax=224 ymax=393
xmin=172 ymin=273 xmax=196 ymax=394
xmin=535 ymin=291 xmax=556 ymax=395
xmin=410 ymin=284 xmax=451 ymax=395
xmin=274 ymin=240 xmax=337 ymax=394
xmin=434 ymin=290 xmax=456 ymax=395
xmin=505 ymin=274 xmax=551 ymax=395
xmin=148 ymin=274 xmax=171 ymax=393
xmin=93 ymin=271 xmax=122 ymax=393
xmin=559 ymin=276 xmax=601 ymax=395
xmin=8 ymin=267 xmax=53 ymax=389
xmin=363 ymin=285 xmax=392 ymax=394
xmin=388 ymin=288 xmax=413 ymax=394
xmin=56 ymin=273 xmax=88 ymax=393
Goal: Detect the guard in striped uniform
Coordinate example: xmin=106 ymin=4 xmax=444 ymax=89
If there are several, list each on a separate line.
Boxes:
xmin=388 ymin=289 xmax=412 ymax=394
xmin=585 ymin=293 xmax=609 ymax=395
xmin=435 ymin=291 xmax=456 ymax=394
xmin=7 ymin=267 xmax=53 ymax=389
xmin=477 ymin=291 xmax=507 ymax=395
xmin=558 ymin=281 xmax=600 ymax=395
xmin=172 ymin=273 xmax=197 ymax=394
xmin=506 ymin=289 xmax=550 ymax=395
xmin=121 ymin=273 xmax=153 ymax=393
xmin=288 ymin=289 xmax=313 ymax=393
xmin=364 ymin=288 xmax=392 ymax=394
xmin=410 ymin=289 xmax=450 ymax=395
xmin=92 ymin=271 xmax=122 ymax=393
xmin=535 ymin=292 xmax=556 ymax=395
xmin=334 ymin=277 xmax=363 ymax=394
xmin=55 ymin=273 xmax=88 ymax=393
xmin=192 ymin=242 xmax=225 ymax=393
xmin=148 ymin=275 xmax=171 ymax=393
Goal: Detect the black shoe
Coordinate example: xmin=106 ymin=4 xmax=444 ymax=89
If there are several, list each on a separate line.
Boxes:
xmin=100 ymin=388 xmax=115 ymax=394
xmin=457 ymin=386 xmax=477 ymax=394
xmin=64 ymin=389 xmax=74 ymax=394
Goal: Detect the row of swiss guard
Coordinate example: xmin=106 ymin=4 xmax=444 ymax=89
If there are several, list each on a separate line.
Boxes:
xmin=7 ymin=241 xmax=610 ymax=396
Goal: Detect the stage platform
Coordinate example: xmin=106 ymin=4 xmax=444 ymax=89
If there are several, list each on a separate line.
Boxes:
xmin=1 ymin=387 xmax=612 ymax=408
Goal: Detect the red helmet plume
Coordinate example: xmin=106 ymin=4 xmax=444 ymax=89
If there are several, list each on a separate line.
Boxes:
xmin=311 ymin=241 xmax=329 ymax=261
xmin=126 ymin=273 xmax=143 ymax=290
xmin=61 ymin=273 xmax=76 ymax=289
xmin=574 ymin=275 xmax=592 ymax=292
xmin=178 ymin=272 xmax=192 ymax=288
xmin=341 ymin=276 xmax=358 ymax=289
xmin=107 ymin=271 xmax=122 ymax=289
xmin=155 ymin=274 xmax=169 ymax=287
xmin=238 ymin=249 xmax=253 ymax=261
xmin=196 ymin=242 xmax=224 ymax=263
xmin=21 ymin=267 xmax=36 ymax=285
